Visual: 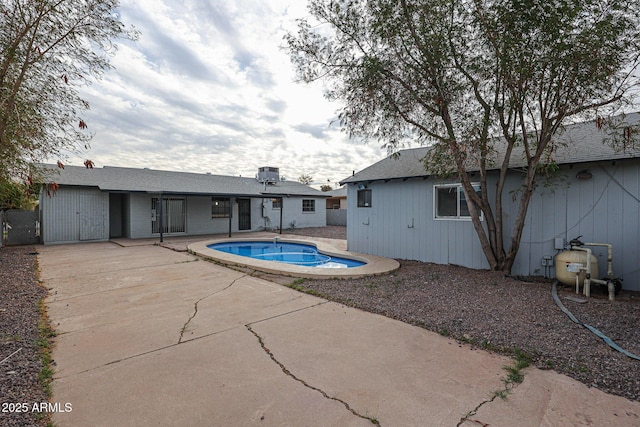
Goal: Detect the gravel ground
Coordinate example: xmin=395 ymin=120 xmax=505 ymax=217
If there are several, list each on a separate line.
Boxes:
xmin=0 ymin=246 xmax=48 ymax=427
xmin=285 ymin=225 xmax=348 ymax=240
xmin=288 ymin=227 xmax=640 ymax=402
xmin=2 ymin=225 xmax=639 ymax=426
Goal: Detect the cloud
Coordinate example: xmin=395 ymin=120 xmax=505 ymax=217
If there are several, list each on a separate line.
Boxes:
xmin=62 ymin=0 xmax=388 ymax=188
xmin=294 ymin=122 xmax=330 ymax=139
xmin=265 ymin=98 xmax=287 ymax=113
xmin=196 ymin=2 xmax=258 ymax=70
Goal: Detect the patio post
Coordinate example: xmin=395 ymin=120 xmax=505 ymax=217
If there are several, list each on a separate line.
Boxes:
xmin=279 ymin=197 xmax=283 ymax=235
xmin=228 ymin=197 xmax=232 ymax=237
xmin=159 ymin=193 xmax=164 ymax=243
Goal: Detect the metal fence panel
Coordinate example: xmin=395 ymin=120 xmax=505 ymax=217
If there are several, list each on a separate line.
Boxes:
xmin=2 ymin=209 xmax=39 ymax=246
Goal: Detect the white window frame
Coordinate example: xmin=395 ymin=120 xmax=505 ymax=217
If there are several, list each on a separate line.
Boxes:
xmin=433 ymin=183 xmax=483 ymax=221
xmin=271 ymin=198 xmax=281 ymax=209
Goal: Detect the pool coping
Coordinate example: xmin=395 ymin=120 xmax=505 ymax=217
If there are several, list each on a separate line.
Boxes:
xmin=188 ymin=236 xmax=400 ymax=279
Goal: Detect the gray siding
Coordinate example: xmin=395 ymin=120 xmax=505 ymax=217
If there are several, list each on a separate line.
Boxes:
xmin=42 ymin=189 xmax=327 ymax=243
xmin=509 ymin=161 xmax=640 ymax=290
xmin=128 ymin=193 xmax=153 ymax=239
xmin=41 ymin=187 xmax=109 ymax=244
xmin=347 ymin=179 xmax=487 ymax=268
xmin=346 ymin=159 xmax=640 ymax=291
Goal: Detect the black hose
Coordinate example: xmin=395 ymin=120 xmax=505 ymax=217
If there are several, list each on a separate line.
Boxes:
xmin=551 ymin=280 xmax=640 ymax=361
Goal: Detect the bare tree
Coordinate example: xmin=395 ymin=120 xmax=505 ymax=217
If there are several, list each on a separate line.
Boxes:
xmin=298 ymin=173 xmax=313 ymax=184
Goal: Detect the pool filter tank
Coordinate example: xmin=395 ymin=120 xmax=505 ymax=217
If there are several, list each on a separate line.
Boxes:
xmin=555 ymin=249 xmax=599 ymax=287
xmin=555 ymin=237 xmax=621 ymax=300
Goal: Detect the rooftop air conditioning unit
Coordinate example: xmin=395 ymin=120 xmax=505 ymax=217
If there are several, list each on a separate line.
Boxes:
xmin=257 ymin=166 xmax=279 ymax=183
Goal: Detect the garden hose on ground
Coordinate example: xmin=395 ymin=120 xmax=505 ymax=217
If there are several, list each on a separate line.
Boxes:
xmin=551 ymin=280 xmax=640 ymax=361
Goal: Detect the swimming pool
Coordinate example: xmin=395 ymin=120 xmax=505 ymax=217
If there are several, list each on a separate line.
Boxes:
xmin=208 ymin=241 xmax=366 ymax=268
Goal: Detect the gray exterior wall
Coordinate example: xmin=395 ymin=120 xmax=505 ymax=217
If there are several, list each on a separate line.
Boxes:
xmin=41 ymin=189 xmax=326 ymax=243
xmin=509 ymin=160 xmax=639 ymax=290
xmin=40 ymin=187 xmax=109 ymax=244
xmin=346 ymin=178 xmax=488 ymax=267
xmin=288 ymin=197 xmax=326 ymax=229
xmin=128 ymin=193 xmax=152 ymax=239
xmin=262 ymin=197 xmax=326 ymax=230
xmin=127 ymin=194 xmax=241 ymax=238
xmin=187 ymin=196 xmax=230 ymax=235
xmin=327 ymin=209 xmax=347 ymax=226
xmin=346 ymin=159 xmax=640 ymax=291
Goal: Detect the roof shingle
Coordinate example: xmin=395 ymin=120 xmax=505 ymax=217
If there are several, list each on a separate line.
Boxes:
xmin=38 ymin=164 xmax=326 ymax=197
xmin=341 ymin=113 xmax=640 ymax=184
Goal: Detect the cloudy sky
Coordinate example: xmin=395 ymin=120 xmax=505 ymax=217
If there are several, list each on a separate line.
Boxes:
xmin=63 ymin=0 xmax=388 ymax=187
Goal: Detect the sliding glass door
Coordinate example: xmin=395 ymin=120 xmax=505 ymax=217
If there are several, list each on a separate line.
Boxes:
xmin=152 ymin=197 xmax=186 ymax=234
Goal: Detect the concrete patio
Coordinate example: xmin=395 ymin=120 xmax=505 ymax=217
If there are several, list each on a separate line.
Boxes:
xmin=39 ymin=237 xmax=640 ymax=426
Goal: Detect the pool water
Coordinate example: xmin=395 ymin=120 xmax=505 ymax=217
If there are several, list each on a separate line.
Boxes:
xmin=208 ymin=241 xmax=365 ymax=268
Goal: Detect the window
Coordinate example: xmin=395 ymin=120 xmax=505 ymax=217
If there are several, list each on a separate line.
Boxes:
xmin=272 ymin=198 xmax=281 ymax=209
xmin=211 ymin=197 xmax=231 ymax=218
xmin=302 ymin=199 xmax=315 ymax=212
xmin=434 ymin=183 xmax=481 ymax=219
xmin=357 ymin=189 xmax=372 ymax=207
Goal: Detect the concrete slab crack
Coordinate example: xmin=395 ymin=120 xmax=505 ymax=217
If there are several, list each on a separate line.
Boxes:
xmin=457 ymin=373 xmax=522 ymax=426
xmin=457 ymin=393 xmax=501 ymax=426
xmin=178 ymin=274 xmax=247 ymax=343
xmin=247 ymin=301 xmax=328 ymax=326
xmin=459 ymin=350 xmax=530 ymax=426
xmin=58 ymin=325 xmax=243 ymax=379
xmin=245 ymin=324 xmax=381 ymax=426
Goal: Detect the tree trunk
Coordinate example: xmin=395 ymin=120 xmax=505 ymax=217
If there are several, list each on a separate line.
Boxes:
xmin=501 ymin=142 xmax=548 ymax=273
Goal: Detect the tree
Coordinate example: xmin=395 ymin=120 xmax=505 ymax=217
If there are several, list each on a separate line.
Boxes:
xmin=320 ymin=184 xmax=333 ymax=192
xmin=0 ymin=0 xmax=136 ymax=184
xmin=298 ymin=173 xmax=313 ymax=184
xmin=0 ymin=176 xmax=36 ymax=210
xmin=287 ymin=0 xmax=640 ymax=273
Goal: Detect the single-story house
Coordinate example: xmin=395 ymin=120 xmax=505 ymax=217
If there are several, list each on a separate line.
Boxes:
xmin=38 ymin=165 xmax=327 ymax=244
xmin=340 ymin=113 xmax=640 ymax=292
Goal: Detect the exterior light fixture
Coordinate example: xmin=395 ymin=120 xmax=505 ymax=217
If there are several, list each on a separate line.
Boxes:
xmin=576 ymin=170 xmax=592 ymax=180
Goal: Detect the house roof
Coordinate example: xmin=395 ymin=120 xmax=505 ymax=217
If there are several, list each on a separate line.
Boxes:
xmin=38 ymin=164 xmax=327 ymax=198
xmin=326 ymin=186 xmax=347 ymax=198
xmin=341 ymin=112 xmax=640 ymax=184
